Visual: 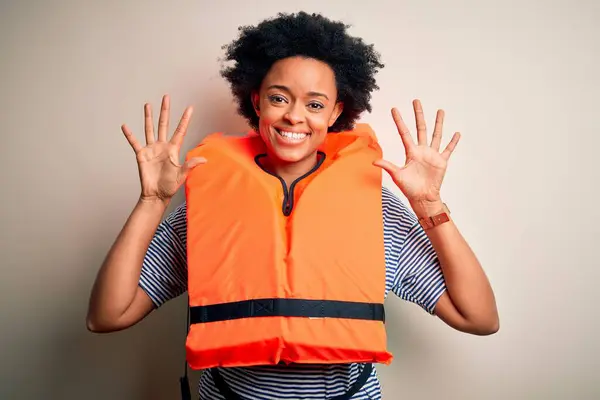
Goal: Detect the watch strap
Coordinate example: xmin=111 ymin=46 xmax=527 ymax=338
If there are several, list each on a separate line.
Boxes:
xmin=418 ymin=203 xmax=451 ymax=230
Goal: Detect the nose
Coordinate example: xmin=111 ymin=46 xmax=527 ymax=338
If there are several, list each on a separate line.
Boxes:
xmin=283 ymin=103 xmax=304 ymax=125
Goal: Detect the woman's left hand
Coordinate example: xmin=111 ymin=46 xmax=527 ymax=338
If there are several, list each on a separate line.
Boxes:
xmin=373 ymin=99 xmax=461 ymax=217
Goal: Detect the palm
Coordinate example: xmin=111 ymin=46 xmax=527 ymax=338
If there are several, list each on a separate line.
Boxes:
xmin=136 ymin=142 xmax=184 ymax=200
xmin=121 ymin=95 xmax=206 ymax=203
xmin=395 ymin=145 xmax=448 ymax=202
xmin=374 ymin=99 xmax=460 ymax=204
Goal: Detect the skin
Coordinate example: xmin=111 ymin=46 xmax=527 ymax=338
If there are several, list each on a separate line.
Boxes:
xmin=374 ymin=104 xmax=499 ymax=335
xmin=250 ymin=56 xmax=342 ymax=184
xmin=86 ymin=56 xmax=498 ymax=336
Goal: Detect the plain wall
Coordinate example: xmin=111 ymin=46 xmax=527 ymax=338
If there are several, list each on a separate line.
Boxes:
xmin=1 ymin=0 xmax=598 ymax=399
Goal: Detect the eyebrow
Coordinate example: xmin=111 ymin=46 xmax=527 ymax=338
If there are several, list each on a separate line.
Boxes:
xmin=267 ymin=85 xmax=329 ymax=100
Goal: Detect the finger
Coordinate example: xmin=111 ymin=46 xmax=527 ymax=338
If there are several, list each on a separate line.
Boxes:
xmin=170 ymin=106 xmax=193 ymax=148
xmin=413 ymin=99 xmax=427 ymax=146
xmin=144 ymin=103 xmax=154 ymax=145
xmin=157 ymin=94 xmax=170 ymax=142
xmin=391 ymin=108 xmax=415 ymax=156
xmin=121 ymin=124 xmax=143 ymax=153
xmin=180 ymin=156 xmax=207 ymax=178
xmin=430 ymin=109 xmax=445 ymax=151
xmin=441 ymin=132 xmax=461 ymax=160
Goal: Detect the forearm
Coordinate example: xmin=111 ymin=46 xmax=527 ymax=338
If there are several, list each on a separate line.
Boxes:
xmin=413 ymin=201 xmax=499 ymax=332
xmin=87 ymin=198 xmax=169 ymax=327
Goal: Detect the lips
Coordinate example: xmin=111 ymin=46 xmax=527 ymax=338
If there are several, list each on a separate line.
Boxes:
xmin=274 ymin=128 xmax=310 ymax=143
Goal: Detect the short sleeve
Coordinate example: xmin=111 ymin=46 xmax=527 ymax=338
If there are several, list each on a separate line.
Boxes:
xmin=138 ymin=202 xmax=188 ymax=308
xmin=392 ymin=222 xmax=446 ymax=314
xmin=382 ymin=187 xmax=446 ymax=314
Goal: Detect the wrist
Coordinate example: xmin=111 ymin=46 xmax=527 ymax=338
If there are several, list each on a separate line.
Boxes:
xmin=410 ymin=198 xmax=445 ymax=219
xmin=138 ymin=195 xmax=171 ymax=211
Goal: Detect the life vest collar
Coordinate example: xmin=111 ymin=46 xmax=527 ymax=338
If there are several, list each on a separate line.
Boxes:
xmin=254 ymin=151 xmax=327 ymax=216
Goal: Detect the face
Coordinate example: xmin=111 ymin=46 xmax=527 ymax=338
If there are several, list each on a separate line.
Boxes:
xmin=251 ymin=56 xmax=343 ymax=172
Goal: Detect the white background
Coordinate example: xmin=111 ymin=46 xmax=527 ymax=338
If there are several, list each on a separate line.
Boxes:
xmin=1 ymin=0 xmax=598 ymax=398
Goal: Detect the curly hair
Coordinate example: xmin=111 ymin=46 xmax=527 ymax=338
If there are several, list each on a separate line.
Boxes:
xmin=219 ymin=11 xmax=384 ymax=132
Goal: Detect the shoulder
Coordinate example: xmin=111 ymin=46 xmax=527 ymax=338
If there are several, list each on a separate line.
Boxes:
xmin=159 ymin=202 xmax=188 ymax=240
xmin=138 ymin=202 xmax=189 ymax=308
xmin=165 ymin=201 xmax=187 ymax=226
xmin=381 ymin=187 xmax=416 ymax=287
xmin=381 ymin=186 xmax=417 ymax=228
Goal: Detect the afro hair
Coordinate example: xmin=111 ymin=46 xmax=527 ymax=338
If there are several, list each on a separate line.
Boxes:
xmin=219 ymin=11 xmax=384 ymax=132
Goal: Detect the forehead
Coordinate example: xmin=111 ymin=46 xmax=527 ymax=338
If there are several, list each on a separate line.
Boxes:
xmin=260 ymin=56 xmax=337 ymax=93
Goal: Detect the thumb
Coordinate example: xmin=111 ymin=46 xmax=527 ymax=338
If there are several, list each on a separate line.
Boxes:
xmin=181 ymin=157 xmax=207 ymax=177
xmin=373 ymin=159 xmax=399 ymax=176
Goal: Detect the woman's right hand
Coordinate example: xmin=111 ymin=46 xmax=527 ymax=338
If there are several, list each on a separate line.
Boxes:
xmin=121 ymin=94 xmax=206 ymax=204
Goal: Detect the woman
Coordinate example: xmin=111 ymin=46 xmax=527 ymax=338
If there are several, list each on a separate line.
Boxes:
xmin=87 ymin=11 xmax=498 ymax=400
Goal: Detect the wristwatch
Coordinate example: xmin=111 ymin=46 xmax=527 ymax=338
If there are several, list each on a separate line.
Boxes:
xmin=418 ymin=203 xmax=451 ymax=230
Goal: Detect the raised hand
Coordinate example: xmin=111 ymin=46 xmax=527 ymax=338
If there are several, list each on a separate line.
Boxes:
xmin=121 ymin=95 xmax=206 ymax=204
xmin=373 ymin=99 xmax=460 ymax=215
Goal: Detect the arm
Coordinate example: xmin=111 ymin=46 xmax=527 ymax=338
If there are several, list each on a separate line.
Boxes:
xmin=86 ymin=94 xmax=204 ymax=333
xmin=413 ymin=202 xmax=498 ymax=335
xmin=86 ymin=199 xmax=168 ymax=332
xmin=375 ymin=99 xmax=498 ymax=336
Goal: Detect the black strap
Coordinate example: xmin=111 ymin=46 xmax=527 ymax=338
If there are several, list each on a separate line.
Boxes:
xmin=210 ymin=363 xmax=373 ymax=400
xmin=210 ymin=367 xmax=243 ymax=400
xmin=180 ymin=302 xmax=191 ymax=400
xmin=331 ymin=363 xmax=373 ymax=400
xmin=190 ymin=298 xmax=385 ymax=324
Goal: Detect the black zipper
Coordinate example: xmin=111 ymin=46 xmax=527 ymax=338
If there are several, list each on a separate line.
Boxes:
xmin=255 ymin=152 xmax=326 ymax=216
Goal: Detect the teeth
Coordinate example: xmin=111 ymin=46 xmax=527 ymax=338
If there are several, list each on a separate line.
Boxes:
xmin=278 ymin=130 xmax=308 ymax=141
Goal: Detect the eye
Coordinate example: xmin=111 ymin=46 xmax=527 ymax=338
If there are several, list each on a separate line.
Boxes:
xmin=269 ymin=95 xmax=287 ymax=104
xmin=308 ymin=102 xmax=324 ymax=110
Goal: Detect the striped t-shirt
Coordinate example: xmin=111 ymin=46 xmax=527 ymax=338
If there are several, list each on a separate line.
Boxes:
xmin=139 ymin=186 xmax=446 ymax=399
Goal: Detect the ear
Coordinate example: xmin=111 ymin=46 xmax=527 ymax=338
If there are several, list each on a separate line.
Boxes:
xmin=251 ymin=91 xmax=260 ymax=116
xmin=328 ymin=101 xmax=344 ymax=127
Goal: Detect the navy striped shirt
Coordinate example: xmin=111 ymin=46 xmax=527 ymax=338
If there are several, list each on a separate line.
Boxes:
xmin=139 ymin=186 xmax=446 ymax=399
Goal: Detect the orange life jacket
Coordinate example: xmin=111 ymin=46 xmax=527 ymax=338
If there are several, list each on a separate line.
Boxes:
xmin=183 ymin=123 xmax=393 ymax=371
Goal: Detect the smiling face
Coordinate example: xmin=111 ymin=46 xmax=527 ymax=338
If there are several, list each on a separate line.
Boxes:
xmin=251 ymin=56 xmax=343 ymax=179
